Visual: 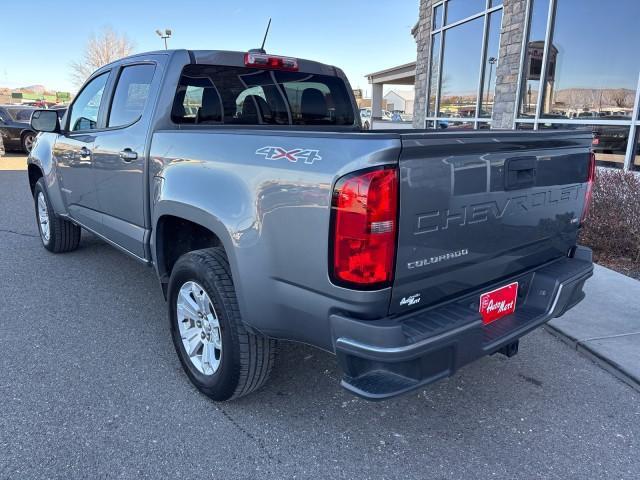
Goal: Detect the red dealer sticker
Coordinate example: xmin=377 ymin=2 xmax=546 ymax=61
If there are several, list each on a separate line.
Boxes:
xmin=479 ymin=282 xmax=518 ymax=325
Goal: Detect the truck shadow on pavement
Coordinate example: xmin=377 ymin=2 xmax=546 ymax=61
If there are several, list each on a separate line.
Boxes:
xmin=73 ymin=230 xmax=548 ymax=416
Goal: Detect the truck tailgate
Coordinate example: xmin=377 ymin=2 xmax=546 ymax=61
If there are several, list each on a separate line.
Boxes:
xmin=390 ymin=130 xmax=593 ymax=315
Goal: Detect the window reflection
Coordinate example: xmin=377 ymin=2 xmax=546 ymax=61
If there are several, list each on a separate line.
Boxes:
xmin=427 ymin=33 xmax=441 ymax=116
xmin=433 ymin=4 xmax=443 ymax=29
xmin=437 ymin=120 xmax=476 ymax=130
xmin=480 ymin=10 xmax=502 ymax=117
xmin=519 ymin=0 xmax=550 ymax=116
xmin=440 ymin=17 xmax=484 ymax=117
xmin=535 ymin=123 xmax=628 ymax=169
xmin=446 ymin=0 xmax=487 ymax=25
xmin=542 ymin=0 xmax=640 ymax=119
xmin=634 ymin=132 xmax=640 ymax=171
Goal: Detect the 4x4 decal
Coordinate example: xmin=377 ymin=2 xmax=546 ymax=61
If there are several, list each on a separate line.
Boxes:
xmin=256 ymin=146 xmax=322 ymax=164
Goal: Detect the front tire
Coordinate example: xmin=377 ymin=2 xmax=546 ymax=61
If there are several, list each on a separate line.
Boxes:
xmin=34 ymin=178 xmax=81 ymax=253
xmin=168 ymin=248 xmax=276 ymax=401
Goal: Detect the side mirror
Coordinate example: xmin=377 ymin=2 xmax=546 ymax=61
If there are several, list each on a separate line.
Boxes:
xmin=31 ymin=110 xmax=60 ymax=133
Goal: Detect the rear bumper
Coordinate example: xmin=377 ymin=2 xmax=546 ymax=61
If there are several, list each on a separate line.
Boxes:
xmin=331 ymin=246 xmax=594 ymax=400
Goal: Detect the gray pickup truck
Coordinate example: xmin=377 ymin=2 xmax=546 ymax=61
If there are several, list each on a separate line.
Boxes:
xmin=27 ymin=49 xmax=595 ymax=401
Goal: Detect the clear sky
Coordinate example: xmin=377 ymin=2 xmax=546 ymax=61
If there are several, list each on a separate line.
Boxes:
xmin=0 ymin=0 xmax=419 ymax=94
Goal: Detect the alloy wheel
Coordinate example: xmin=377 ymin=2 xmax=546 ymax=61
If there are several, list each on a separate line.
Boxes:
xmin=37 ymin=192 xmax=50 ymax=242
xmin=176 ymin=281 xmax=222 ymax=375
xmin=24 ymin=134 xmax=35 ymax=153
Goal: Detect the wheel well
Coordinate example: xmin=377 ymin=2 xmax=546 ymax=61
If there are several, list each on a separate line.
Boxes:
xmin=156 ymin=215 xmax=222 ymax=286
xmin=28 ymin=164 xmax=43 ymax=194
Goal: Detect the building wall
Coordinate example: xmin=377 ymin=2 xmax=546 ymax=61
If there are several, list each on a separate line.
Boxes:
xmin=492 ymin=0 xmax=528 ymax=129
xmin=412 ymin=0 xmax=528 ymax=129
xmin=384 ymin=91 xmax=407 ymax=112
xmin=412 ymin=0 xmax=435 ymax=128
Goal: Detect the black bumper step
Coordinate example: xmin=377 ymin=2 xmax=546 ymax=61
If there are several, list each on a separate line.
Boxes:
xmin=333 ymin=249 xmax=594 ymax=400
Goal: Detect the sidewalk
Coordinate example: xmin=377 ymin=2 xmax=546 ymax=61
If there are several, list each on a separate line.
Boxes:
xmin=0 ymin=153 xmax=28 ymax=171
xmin=547 ymin=264 xmax=640 ymax=391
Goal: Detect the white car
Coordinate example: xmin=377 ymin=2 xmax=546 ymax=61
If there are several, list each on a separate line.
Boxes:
xmin=359 ymin=108 xmax=372 ymax=129
xmin=359 ymin=108 xmax=392 ymax=129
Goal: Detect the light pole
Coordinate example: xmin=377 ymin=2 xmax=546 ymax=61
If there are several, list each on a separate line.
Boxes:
xmin=485 ymin=56 xmax=497 ymax=113
xmin=156 ymin=29 xmax=172 ymax=50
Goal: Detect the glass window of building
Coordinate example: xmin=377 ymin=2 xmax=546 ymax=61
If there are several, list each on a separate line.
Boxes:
xmin=633 ymin=132 xmax=640 ymax=171
xmin=445 ymin=0 xmax=487 ymax=25
xmin=479 ymin=10 xmax=502 ymax=117
xmin=440 ymin=17 xmax=484 ymax=117
xmin=541 ymin=0 xmax=640 ymax=120
xmin=433 ymin=4 xmax=443 ymax=30
xmin=427 ymin=32 xmax=441 ymax=116
xmin=533 ymin=123 xmax=629 ymax=170
xmin=518 ymin=0 xmax=551 ymax=117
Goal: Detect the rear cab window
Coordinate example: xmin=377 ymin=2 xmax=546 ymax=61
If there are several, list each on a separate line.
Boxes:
xmin=171 ymin=64 xmax=355 ymax=126
xmin=108 ymin=64 xmax=156 ymax=128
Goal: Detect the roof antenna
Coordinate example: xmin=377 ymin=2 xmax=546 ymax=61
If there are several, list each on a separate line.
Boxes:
xmin=252 ymin=18 xmax=271 ymax=54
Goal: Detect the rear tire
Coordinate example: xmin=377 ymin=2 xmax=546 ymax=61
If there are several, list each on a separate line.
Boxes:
xmin=168 ymin=247 xmax=276 ymax=401
xmin=22 ymin=131 xmax=36 ymax=153
xmin=34 ymin=178 xmax=81 ymax=253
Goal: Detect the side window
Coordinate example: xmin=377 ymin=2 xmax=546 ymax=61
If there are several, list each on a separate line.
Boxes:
xmin=15 ymin=109 xmax=35 ymax=122
xmin=69 ymin=73 xmax=109 ymax=132
xmin=108 ymin=64 xmax=155 ymax=128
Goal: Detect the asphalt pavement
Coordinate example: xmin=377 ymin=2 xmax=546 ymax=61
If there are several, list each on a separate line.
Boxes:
xmin=1 ymin=165 xmax=639 ymax=479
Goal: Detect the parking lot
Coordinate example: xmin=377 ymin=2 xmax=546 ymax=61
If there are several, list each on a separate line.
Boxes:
xmin=1 ymin=157 xmax=639 ymax=479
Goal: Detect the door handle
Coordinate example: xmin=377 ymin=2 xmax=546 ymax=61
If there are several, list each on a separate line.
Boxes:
xmin=504 ymin=156 xmax=537 ymax=190
xmin=79 ymin=147 xmax=91 ymax=159
xmin=119 ymin=149 xmax=138 ymax=162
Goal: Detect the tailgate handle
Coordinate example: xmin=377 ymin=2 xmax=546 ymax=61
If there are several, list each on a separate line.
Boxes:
xmin=504 ymin=156 xmax=537 ymax=190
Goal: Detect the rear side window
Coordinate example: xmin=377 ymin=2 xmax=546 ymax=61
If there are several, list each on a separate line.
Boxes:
xmin=108 ymin=64 xmax=155 ymax=128
xmin=171 ymin=65 xmax=355 ymax=126
xmin=6 ymin=108 xmax=35 ymax=122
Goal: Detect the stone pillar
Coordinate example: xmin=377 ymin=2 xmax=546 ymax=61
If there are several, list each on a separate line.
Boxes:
xmin=412 ymin=0 xmax=435 ymax=129
xmin=491 ymin=0 xmax=528 ymax=129
xmin=371 ymin=83 xmax=384 ymax=119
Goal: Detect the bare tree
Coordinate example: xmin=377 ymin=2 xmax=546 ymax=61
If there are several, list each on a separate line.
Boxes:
xmin=606 ymin=88 xmax=633 ymax=109
xmin=71 ymin=28 xmax=134 ymax=86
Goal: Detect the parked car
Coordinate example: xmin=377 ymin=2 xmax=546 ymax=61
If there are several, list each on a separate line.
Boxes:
xmin=27 ymin=49 xmax=594 ymax=402
xmin=359 ymin=108 xmax=371 ymax=129
xmin=49 ymin=105 xmax=68 ymax=121
xmin=591 ymin=117 xmax=632 ymax=156
xmin=0 ymin=105 xmax=37 ymax=153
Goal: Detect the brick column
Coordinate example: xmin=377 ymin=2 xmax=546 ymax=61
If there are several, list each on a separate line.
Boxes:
xmin=412 ymin=0 xmax=435 ymax=129
xmin=491 ymin=0 xmax=528 ymax=129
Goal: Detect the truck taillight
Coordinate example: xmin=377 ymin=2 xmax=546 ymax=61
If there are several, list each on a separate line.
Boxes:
xmin=244 ymin=52 xmax=298 ymax=71
xmin=330 ymin=167 xmax=398 ymax=289
xmin=581 ymin=151 xmax=596 ymax=224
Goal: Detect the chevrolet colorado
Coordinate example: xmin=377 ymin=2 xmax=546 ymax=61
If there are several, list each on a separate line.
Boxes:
xmin=27 ymin=49 xmax=594 ymax=401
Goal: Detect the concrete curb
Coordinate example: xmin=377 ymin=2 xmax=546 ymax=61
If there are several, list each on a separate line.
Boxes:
xmin=545 ymin=324 xmax=640 ymax=394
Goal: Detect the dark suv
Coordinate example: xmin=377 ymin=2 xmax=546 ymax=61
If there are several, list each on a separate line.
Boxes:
xmin=0 ymin=105 xmax=37 ymax=153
